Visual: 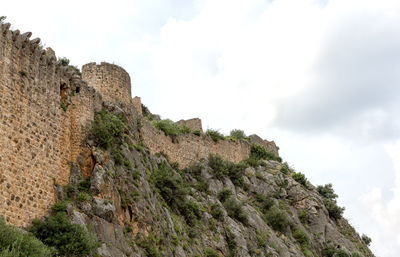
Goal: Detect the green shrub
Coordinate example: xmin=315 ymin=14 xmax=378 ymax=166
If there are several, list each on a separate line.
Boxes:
xmin=265 ymin=206 xmax=289 ymax=233
xmin=181 ymin=200 xmax=201 ymax=226
xmin=30 ymin=212 xmax=97 ymax=257
xmin=218 ymin=188 xmax=232 ymax=202
xmin=151 ymin=119 xmax=191 ymax=137
xmin=52 ymin=202 xmax=68 ymax=213
xmin=335 ymin=249 xmax=350 ymax=257
xmin=151 ymin=163 xmax=187 ymax=208
xmin=293 ymin=228 xmax=310 ymax=248
xmin=124 ymin=160 xmax=132 ymax=169
xmin=136 ymin=234 xmax=161 ymax=257
xmin=256 ymin=193 xmax=274 ymax=213
xmin=204 ymin=248 xmax=220 ymax=257
xmin=298 ymin=210 xmax=309 ymax=225
xmin=206 ymin=129 xmax=225 ymax=142
xmin=90 ymin=108 xmax=126 ymax=149
xmin=77 ymin=192 xmax=91 ymax=202
xmin=223 ymin=198 xmax=248 ymax=225
xmin=226 ymin=162 xmax=247 ymax=187
xmin=243 ymin=157 xmax=263 ymax=168
xmin=361 ymin=234 xmax=372 ymax=246
xmin=208 ymin=154 xmax=228 ymax=179
xmin=323 ymin=199 xmax=344 ymax=220
xmin=0 ymin=219 xmax=52 ymax=257
xmin=192 ymin=130 xmax=201 ymax=136
xmin=317 ymin=184 xmax=338 ymax=200
xmin=229 ymin=129 xmax=247 ymax=140
xmin=210 ymin=203 xmax=224 ymax=221
xmin=317 ymin=184 xmax=345 ymax=220
xmin=280 ymin=162 xmax=291 ymax=174
xmin=208 ymin=154 xmax=246 ymax=186
xmin=195 ymin=177 xmax=209 ymax=192
xmin=77 ymin=178 xmax=91 ymax=192
xmin=292 ymin=172 xmax=307 ymax=187
xmin=250 ymin=144 xmax=281 ymax=162
xmin=322 ymin=246 xmax=336 ymax=257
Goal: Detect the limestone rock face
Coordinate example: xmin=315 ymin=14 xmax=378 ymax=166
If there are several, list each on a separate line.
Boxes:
xmin=59 ymin=129 xmax=374 ymax=257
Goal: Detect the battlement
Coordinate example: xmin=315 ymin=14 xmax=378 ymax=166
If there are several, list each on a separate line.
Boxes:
xmin=82 ymin=62 xmax=132 ymax=106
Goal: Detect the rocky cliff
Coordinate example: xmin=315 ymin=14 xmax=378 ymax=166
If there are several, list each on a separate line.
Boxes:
xmin=54 ymin=104 xmax=374 ymax=257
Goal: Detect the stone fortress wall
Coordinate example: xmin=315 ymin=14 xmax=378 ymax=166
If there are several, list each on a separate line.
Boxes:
xmin=0 ymin=22 xmax=278 ymax=227
xmin=0 ymin=23 xmax=101 ymax=227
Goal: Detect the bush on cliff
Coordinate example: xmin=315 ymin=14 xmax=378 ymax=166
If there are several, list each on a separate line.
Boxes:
xmin=30 ymin=212 xmax=97 ymax=257
xmin=0 ymin=219 xmax=52 ymax=257
xmin=90 ymin=108 xmax=127 ymax=149
xmin=228 ymin=129 xmax=248 ymax=141
xmin=151 ymin=119 xmax=191 ymax=138
xmin=317 ymin=184 xmax=345 ymax=220
xmin=206 ymin=129 xmax=225 ymax=142
xmin=250 ymin=144 xmax=281 ymax=162
xmin=208 ymin=154 xmax=246 ymax=186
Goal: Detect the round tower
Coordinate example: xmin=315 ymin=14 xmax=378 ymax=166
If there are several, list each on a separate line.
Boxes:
xmin=82 ymin=62 xmax=132 ymax=105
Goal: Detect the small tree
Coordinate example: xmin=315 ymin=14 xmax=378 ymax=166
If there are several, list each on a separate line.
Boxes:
xmin=361 ymin=234 xmax=372 ymax=246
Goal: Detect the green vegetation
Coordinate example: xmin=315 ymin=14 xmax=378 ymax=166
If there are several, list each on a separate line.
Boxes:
xmin=208 ymin=154 xmax=246 ymax=187
xmin=317 ymin=184 xmax=345 ymax=220
xmin=18 ymin=70 xmax=27 ymax=77
xmin=298 ymin=210 xmax=309 ymax=225
xmin=228 ymin=129 xmax=247 ymax=140
xmin=136 ymin=234 xmax=161 ymax=257
xmin=59 ymin=57 xmax=81 ymax=76
xmin=361 ymin=234 xmax=371 ymax=246
xmin=60 ymin=101 xmax=67 ymax=111
xmin=141 ymin=104 xmax=160 ymax=121
xmin=151 ymin=119 xmax=191 ymax=138
xmin=204 ymin=248 xmax=220 ymax=257
xmin=250 ymin=144 xmax=282 ymax=162
xmin=0 ymin=16 xmax=6 ymax=24
xmin=218 ymin=188 xmax=233 ymax=202
xmin=265 ymin=206 xmax=289 ymax=233
xmin=91 ymin=108 xmax=127 ymax=149
xmin=255 ymin=193 xmax=274 ymax=213
xmin=0 ymin=219 xmax=52 ymax=257
xmin=223 ymin=197 xmax=249 ymax=225
xmin=30 ymin=212 xmax=97 ymax=257
xmin=280 ymin=162 xmax=291 ymax=174
xmin=210 ymin=203 xmax=224 ymax=221
xmin=292 ymin=172 xmax=307 ymax=187
xmin=151 ymin=163 xmax=201 ymax=225
xmin=206 ymin=129 xmax=225 ymax=142
xmin=293 ymin=228 xmax=310 ymax=250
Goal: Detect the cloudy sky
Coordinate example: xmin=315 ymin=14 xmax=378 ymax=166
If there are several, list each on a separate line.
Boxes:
xmin=3 ymin=0 xmax=400 ymax=255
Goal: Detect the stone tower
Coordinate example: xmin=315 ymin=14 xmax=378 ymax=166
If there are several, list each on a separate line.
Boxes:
xmin=82 ymin=62 xmax=132 ymax=106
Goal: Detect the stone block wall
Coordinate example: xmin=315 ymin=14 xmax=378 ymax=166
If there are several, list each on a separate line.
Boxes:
xmin=82 ymin=62 xmax=132 ymax=106
xmin=177 ymin=118 xmax=203 ymax=132
xmin=141 ymin=119 xmax=279 ymax=168
xmin=0 ymin=23 xmax=100 ymax=227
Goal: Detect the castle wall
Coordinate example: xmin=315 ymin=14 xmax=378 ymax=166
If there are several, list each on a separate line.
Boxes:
xmin=141 ymin=120 xmax=279 ymax=168
xmin=82 ymin=62 xmax=132 ymax=106
xmin=0 ymin=24 xmax=100 ymax=227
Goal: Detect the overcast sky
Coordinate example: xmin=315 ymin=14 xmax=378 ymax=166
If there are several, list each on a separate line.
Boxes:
xmin=3 ymin=0 xmax=400 ymax=256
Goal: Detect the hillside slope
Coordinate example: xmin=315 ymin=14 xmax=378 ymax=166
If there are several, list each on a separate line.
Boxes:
xmin=51 ymin=103 xmax=374 ymax=257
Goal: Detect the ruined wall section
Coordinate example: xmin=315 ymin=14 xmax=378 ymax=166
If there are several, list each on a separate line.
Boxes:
xmin=141 ymin=119 xmax=279 ymax=168
xmin=82 ymin=62 xmax=132 ymax=106
xmin=0 ymin=23 xmax=100 ymax=227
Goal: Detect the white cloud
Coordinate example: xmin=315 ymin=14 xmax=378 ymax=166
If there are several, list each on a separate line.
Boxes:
xmin=362 ymin=140 xmax=400 ymax=256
